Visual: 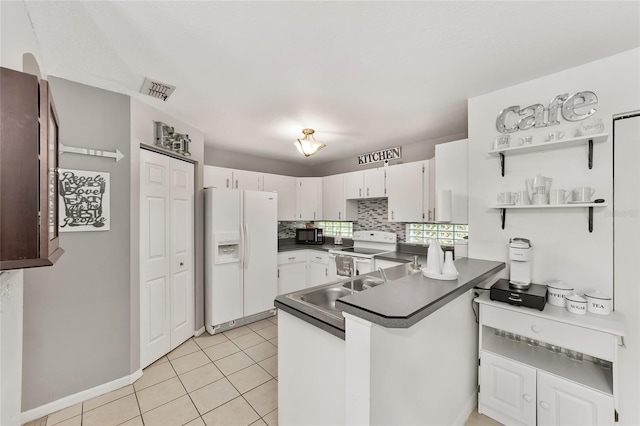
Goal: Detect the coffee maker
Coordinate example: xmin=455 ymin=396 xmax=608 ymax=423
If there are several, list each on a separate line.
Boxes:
xmin=489 ymin=237 xmax=546 ymax=310
xmin=509 ymin=237 xmax=532 ymax=289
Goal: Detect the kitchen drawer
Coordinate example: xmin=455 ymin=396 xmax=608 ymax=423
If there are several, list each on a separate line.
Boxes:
xmin=308 ymin=252 xmax=329 ymax=265
xmin=278 ymin=251 xmax=307 ymax=265
xmin=480 ymin=304 xmax=616 ymax=360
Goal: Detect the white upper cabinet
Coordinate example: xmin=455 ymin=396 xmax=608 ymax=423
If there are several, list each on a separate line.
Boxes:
xmin=203 ymin=166 xmax=263 ymax=191
xmin=296 ymin=177 xmax=323 ymax=221
xmin=424 ymin=158 xmax=435 ymax=222
xmin=386 ymin=161 xmax=425 ymax=222
xmin=345 ymin=171 xmax=364 ymax=199
xmin=345 ymin=168 xmax=385 ymax=199
xmin=435 ymin=139 xmax=468 ymax=223
xmin=204 ymin=165 xmax=233 ymax=188
xmin=263 ymin=173 xmax=297 ymax=221
xmin=232 ymin=169 xmax=263 ymax=191
xmin=363 ymin=168 xmax=385 ymax=198
xmin=322 ymin=174 xmax=343 ymax=221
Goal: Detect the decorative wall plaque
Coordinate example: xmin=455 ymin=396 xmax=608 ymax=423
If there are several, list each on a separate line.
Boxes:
xmin=58 ymin=169 xmax=110 ymax=232
xmin=496 ymin=91 xmax=599 ymax=134
xmin=358 ymin=147 xmax=401 ymax=165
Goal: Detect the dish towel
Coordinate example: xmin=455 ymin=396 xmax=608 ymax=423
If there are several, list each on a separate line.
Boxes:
xmin=335 ymin=255 xmax=354 ymax=277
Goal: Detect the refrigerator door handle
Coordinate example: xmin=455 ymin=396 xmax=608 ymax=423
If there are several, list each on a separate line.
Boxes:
xmin=244 ymin=223 xmax=251 ymax=269
xmin=240 ymin=222 xmax=246 ymax=269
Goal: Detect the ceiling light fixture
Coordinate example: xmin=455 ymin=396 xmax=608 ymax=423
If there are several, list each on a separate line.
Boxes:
xmin=294 ymin=129 xmax=325 ymax=157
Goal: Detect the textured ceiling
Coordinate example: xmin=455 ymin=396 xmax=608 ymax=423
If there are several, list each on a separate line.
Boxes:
xmin=23 ymin=1 xmax=640 ymax=165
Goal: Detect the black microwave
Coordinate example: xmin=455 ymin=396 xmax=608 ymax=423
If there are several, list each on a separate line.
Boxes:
xmin=296 ymin=228 xmax=324 ymax=245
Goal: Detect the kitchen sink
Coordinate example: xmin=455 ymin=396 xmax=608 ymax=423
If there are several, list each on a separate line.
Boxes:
xmin=285 ymin=263 xmax=411 ymax=320
xmin=286 ymin=282 xmax=356 ymax=320
xmin=342 ymin=276 xmax=385 ymax=291
xmin=300 ymin=286 xmax=353 ymax=312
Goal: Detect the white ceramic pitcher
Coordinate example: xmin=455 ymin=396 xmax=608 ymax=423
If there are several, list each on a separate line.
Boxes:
xmin=526 ymin=174 xmax=552 ymax=204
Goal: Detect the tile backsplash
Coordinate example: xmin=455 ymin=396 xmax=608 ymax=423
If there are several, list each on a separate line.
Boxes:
xmin=277 ymin=199 xmax=406 ymax=241
xmin=354 ymin=198 xmax=406 ymax=241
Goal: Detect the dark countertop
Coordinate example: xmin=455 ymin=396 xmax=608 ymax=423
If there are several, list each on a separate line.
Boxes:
xmin=274 ymin=258 xmax=505 ymax=338
xmin=277 ymin=243 xmax=350 ymax=253
xmin=336 ymin=258 xmax=505 ymax=328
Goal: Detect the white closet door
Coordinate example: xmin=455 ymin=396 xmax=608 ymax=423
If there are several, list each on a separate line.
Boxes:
xmin=140 ymin=149 xmax=195 ymax=368
xmin=140 ymin=150 xmax=171 ymax=367
xmin=169 ymin=157 xmax=195 ymax=348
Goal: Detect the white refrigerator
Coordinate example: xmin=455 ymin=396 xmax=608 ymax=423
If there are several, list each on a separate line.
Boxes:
xmin=204 ymin=187 xmax=277 ymax=334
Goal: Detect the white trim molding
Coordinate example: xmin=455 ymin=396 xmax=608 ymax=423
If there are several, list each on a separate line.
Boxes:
xmin=21 ymin=369 xmax=143 ymax=424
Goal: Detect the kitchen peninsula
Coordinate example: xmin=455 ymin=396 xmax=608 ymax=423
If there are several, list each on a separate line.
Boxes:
xmin=275 ymin=257 xmax=505 ymax=425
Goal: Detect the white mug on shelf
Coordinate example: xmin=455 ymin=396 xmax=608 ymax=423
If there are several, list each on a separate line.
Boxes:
xmin=550 ymin=189 xmax=571 ymax=205
xmin=497 ymin=192 xmax=514 ymax=204
xmin=572 ymin=187 xmax=595 ymax=203
xmin=513 ymin=191 xmax=530 ymax=205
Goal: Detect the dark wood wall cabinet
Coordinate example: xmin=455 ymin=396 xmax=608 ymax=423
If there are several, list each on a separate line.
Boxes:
xmin=1 ymin=67 xmax=63 ymax=270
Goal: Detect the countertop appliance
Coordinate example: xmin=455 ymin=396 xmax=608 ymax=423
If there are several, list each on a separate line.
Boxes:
xmin=295 ymin=227 xmax=324 ymax=245
xmin=490 ymin=279 xmax=547 ymax=311
xmin=328 ymin=230 xmax=397 ymax=278
xmin=204 ymin=187 xmax=277 ymax=334
xmin=509 ymin=237 xmax=532 ymax=289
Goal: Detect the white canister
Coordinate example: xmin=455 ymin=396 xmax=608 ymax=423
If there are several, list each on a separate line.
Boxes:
xmin=566 ymin=294 xmax=587 ymax=315
xmin=585 ymin=291 xmax=612 ymax=315
xmin=546 ymin=281 xmax=574 ymax=307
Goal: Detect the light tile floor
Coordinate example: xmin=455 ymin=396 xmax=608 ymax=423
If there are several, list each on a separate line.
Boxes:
xmin=27 ymin=315 xmax=278 ymax=426
xmin=25 ymin=312 xmax=500 ymax=426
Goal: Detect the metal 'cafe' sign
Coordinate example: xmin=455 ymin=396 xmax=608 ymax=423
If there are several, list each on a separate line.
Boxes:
xmin=496 ymin=91 xmax=598 ymax=133
xmin=358 ymin=147 xmax=401 ymax=165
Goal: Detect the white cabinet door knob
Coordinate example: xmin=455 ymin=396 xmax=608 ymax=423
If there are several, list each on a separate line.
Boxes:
xmin=523 ymin=394 xmax=533 ymax=403
xmin=531 ymin=325 xmax=541 ymax=333
xmin=540 ymin=401 xmax=550 ymax=410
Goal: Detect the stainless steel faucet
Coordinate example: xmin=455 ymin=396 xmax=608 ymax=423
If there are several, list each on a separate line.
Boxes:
xmin=378 ymin=267 xmax=389 ymax=284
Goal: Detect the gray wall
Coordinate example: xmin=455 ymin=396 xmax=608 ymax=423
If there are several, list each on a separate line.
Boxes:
xmin=22 ymin=78 xmax=131 ymax=410
xmin=311 ymin=132 xmax=468 ymax=176
xmin=205 ymin=146 xmax=316 ymax=177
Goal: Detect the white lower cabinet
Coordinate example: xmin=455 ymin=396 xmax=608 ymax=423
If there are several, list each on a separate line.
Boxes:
xmin=537 ymin=371 xmax=614 ymax=426
xmin=277 ymin=252 xmax=307 ymax=295
xmin=307 ymin=252 xmax=330 ymax=287
xmin=480 ymin=352 xmax=614 ymax=426
xmin=277 ymin=250 xmax=339 ymax=294
xmin=477 ymin=295 xmax=623 ymax=426
xmin=480 ymin=351 xmax=536 ymax=425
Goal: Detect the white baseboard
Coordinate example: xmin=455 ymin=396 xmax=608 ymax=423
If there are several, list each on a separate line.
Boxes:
xmin=453 ymin=393 xmax=478 ymax=426
xmin=194 ymin=326 xmax=205 ymax=337
xmin=21 ymin=369 xmax=143 ymax=424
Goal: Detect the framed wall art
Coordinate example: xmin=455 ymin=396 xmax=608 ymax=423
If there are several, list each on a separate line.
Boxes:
xmin=58 ymin=168 xmax=110 ymax=232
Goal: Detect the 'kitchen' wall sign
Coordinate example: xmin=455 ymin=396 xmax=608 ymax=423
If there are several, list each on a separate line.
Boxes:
xmin=358 ymin=147 xmax=402 ymax=165
xmin=496 ymin=91 xmax=598 ymax=134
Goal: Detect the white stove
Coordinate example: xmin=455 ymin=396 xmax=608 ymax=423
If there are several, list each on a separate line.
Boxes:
xmin=329 ymin=231 xmax=397 ymax=277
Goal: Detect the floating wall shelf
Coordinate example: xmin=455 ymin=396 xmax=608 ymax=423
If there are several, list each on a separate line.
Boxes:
xmin=491 ymin=203 xmax=608 ymax=233
xmin=488 ymin=133 xmax=609 ymax=176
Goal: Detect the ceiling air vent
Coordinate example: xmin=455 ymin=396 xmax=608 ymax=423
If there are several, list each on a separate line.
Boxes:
xmin=139 ymin=78 xmax=175 ymax=101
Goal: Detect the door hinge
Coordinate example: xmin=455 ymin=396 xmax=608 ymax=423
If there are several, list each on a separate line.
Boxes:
xmin=277 ymin=269 xmax=279 ymax=278
xmin=615 ymin=410 xmax=619 ymax=422
xmin=422 ymin=164 xmax=425 ymax=172
xmin=477 ymin=385 xmax=480 ymax=393
xmin=478 ymin=358 xmax=481 ymax=366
